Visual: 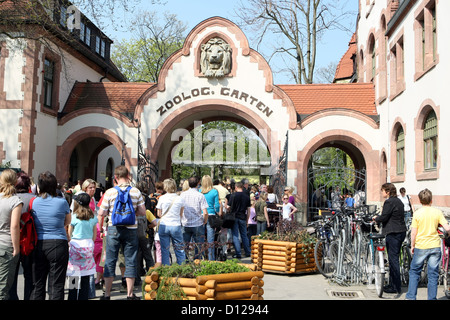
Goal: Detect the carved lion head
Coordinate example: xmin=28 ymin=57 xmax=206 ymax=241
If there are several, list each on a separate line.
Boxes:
xmin=200 ymin=37 xmax=232 ymax=78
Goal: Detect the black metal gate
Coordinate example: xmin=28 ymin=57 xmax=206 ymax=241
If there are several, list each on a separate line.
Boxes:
xmin=137 ymin=127 xmax=159 ymax=194
xmin=307 ymin=154 xmax=367 ymax=221
xmin=269 ymin=132 xmax=288 ymax=201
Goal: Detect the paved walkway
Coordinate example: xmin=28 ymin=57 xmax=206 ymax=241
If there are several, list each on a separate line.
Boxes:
xmin=14 ymin=256 xmax=449 ymax=301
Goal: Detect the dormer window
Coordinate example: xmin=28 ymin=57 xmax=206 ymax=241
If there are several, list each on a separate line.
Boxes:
xmin=80 ymin=22 xmax=85 ymax=42
xmin=85 ymin=26 xmax=91 ymax=46
xmin=101 ymin=39 xmax=106 ymax=57
xmin=95 ymin=35 xmax=100 ymax=53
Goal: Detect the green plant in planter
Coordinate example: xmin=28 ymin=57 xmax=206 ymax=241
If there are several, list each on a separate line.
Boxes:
xmin=254 ymin=220 xmax=317 ymax=264
xmin=145 ymin=259 xmax=251 ymax=300
xmin=255 ymin=220 xmax=317 ymax=244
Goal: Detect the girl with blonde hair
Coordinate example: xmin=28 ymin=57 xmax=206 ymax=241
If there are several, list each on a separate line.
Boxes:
xmin=0 ymin=169 xmax=23 ymax=299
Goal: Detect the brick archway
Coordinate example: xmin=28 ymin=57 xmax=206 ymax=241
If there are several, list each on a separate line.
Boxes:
xmin=293 ymin=129 xmax=381 ymax=208
xmin=56 ymin=127 xmax=137 ymax=183
xmin=147 ymin=99 xmax=284 ymax=179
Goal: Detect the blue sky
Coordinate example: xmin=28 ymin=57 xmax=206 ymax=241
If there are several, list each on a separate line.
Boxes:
xmin=107 ymin=0 xmax=358 ymax=84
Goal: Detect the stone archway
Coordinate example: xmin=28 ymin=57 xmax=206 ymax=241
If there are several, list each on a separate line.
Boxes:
xmin=56 ymin=127 xmax=137 ymax=183
xmin=145 ymin=99 xmax=283 ymax=180
xmin=294 ymin=129 xmax=381 ymax=220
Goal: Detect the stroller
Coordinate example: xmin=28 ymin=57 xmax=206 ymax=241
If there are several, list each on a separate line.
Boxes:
xmin=214 ymin=227 xmax=228 ymax=261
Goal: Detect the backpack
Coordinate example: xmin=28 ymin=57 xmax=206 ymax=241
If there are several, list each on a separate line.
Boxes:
xmin=20 ymin=197 xmax=37 ymax=256
xmin=137 ymin=216 xmax=148 ymax=239
xmin=111 ymin=186 xmax=136 ymax=226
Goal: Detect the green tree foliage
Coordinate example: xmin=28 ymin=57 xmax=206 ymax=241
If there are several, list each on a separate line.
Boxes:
xmin=111 ymin=11 xmax=186 ymax=82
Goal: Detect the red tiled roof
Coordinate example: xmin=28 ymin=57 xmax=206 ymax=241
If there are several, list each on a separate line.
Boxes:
xmin=278 ymin=83 xmax=377 ymax=116
xmin=63 ymin=82 xmax=155 ymax=116
xmin=64 ymin=82 xmax=376 ymax=118
xmin=334 ymin=33 xmax=357 ymax=82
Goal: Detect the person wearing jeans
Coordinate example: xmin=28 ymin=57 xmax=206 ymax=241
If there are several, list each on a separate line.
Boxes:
xmin=407 ymin=247 xmax=441 ymax=300
xmin=156 ymin=179 xmax=185 ymax=265
xmin=200 ymin=175 xmax=221 ymax=261
xmin=180 ymin=177 xmax=208 ymax=260
xmin=98 ymin=165 xmax=146 ymax=300
xmin=406 ymin=188 xmax=450 ymax=300
xmin=158 ymin=224 xmax=186 ymax=265
xmin=229 ymin=182 xmax=251 ymax=258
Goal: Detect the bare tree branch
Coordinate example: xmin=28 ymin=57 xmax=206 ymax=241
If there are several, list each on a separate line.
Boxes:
xmin=234 ymin=0 xmax=356 ymax=84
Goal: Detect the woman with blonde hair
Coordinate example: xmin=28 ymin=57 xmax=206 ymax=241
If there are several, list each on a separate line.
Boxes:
xmin=201 ymin=175 xmax=221 ymax=260
xmin=70 ymin=178 xmax=97 ymax=214
xmin=284 ymin=186 xmax=296 ymax=206
xmin=81 ymin=179 xmax=97 ymax=212
xmin=0 ymin=169 xmax=23 ymax=300
xmin=155 ymin=178 xmax=185 ymax=265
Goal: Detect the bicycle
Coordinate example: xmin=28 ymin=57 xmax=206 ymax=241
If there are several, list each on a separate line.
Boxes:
xmin=361 ymin=219 xmax=386 ymax=298
xmin=438 ymin=225 xmax=450 ymax=299
xmin=328 ymin=210 xmax=355 ymax=285
xmin=351 ymin=210 xmax=371 ymax=285
xmin=311 ymin=214 xmax=336 ymax=278
xmin=399 ymin=229 xmax=412 ymax=286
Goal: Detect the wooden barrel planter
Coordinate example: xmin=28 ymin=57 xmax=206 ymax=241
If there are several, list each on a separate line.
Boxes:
xmin=143 ymin=264 xmax=264 ymax=300
xmin=251 ymin=238 xmax=317 ymax=275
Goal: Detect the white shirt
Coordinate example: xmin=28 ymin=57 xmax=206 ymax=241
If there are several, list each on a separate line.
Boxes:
xmin=282 ymin=202 xmax=295 ymax=221
xmin=398 ymin=195 xmax=412 ymax=212
xmin=156 ymin=193 xmax=185 ymax=226
xmin=180 ymin=188 xmax=208 ymax=227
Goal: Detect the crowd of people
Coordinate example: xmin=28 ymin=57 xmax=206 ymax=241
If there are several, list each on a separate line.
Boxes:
xmin=0 ymin=166 xmax=299 ymax=300
xmin=1 ymin=165 xmax=449 ymax=301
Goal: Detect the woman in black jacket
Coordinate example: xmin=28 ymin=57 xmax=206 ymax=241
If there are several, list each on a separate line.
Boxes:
xmin=374 ymin=183 xmax=407 ymax=294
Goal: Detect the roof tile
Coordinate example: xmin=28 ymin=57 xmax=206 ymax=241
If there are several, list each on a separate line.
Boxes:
xmin=278 ymin=83 xmax=377 ymax=116
xmin=63 ymin=82 xmax=154 ymax=116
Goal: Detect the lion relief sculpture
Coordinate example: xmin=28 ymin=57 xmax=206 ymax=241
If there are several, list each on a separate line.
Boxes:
xmin=200 ymin=37 xmax=232 ymax=78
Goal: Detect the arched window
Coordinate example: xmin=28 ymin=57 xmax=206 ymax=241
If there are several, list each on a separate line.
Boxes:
xmin=396 ymin=127 xmax=405 ymax=174
xmin=423 ymin=110 xmax=438 ymax=170
xmin=369 ymin=35 xmax=376 ymax=82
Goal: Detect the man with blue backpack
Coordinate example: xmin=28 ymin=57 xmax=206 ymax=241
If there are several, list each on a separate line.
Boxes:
xmin=98 ymin=165 xmax=146 ymax=300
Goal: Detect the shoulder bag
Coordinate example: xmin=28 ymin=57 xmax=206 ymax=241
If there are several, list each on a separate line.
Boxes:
xmin=155 ymin=196 xmax=177 ymax=233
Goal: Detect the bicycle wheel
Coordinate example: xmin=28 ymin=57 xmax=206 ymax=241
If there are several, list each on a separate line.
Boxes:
xmin=443 ymin=247 xmax=450 ymax=299
xmin=399 ymin=245 xmax=411 ymax=286
xmin=362 ymin=243 xmax=374 ymax=287
xmin=314 ymin=239 xmax=335 ymax=278
xmin=328 ymin=240 xmax=340 ymax=279
xmin=352 ymin=228 xmax=364 ymax=283
xmin=374 ymin=250 xmax=385 ymax=298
